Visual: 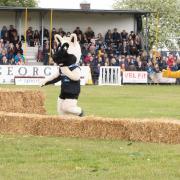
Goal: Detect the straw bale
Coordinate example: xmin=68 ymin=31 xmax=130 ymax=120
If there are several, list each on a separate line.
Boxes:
xmin=0 ymin=112 xmax=179 ymax=144
xmin=0 ymin=89 xmax=46 ymax=114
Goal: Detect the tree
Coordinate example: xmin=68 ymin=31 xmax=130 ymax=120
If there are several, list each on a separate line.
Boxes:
xmin=0 ymin=0 xmax=38 ymax=7
xmin=113 ymin=0 xmax=180 ymax=50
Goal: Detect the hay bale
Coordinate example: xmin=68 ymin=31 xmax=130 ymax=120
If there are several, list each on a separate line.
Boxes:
xmin=0 ymin=89 xmax=46 ymax=114
xmin=0 ymin=112 xmax=179 ymax=144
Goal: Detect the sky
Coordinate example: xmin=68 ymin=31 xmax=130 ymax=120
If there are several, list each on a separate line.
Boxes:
xmin=39 ymin=0 xmax=115 ymax=9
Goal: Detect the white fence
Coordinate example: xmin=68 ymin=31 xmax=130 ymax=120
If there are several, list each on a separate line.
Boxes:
xmin=99 ymin=66 xmax=121 ymax=85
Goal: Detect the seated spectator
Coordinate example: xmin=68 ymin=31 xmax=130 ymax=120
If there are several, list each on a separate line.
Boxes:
xmin=120 ymin=40 xmax=130 ymax=56
xmin=7 ymin=43 xmax=15 ymax=60
xmin=81 ymin=43 xmax=89 ymax=60
xmin=167 ymin=53 xmax=174 ymax=69
xmin=14 ymin=42 xmax=23 ymax=55
xmin=83 ymin=52 xmax=93 ymax=65
xmin=136 ymin=56 xmax=143 ymax=71
xmin=96 ymin=33 xmax=104 ymax=45
xmin=129 ymin=39 xmax=138 ymax=56
xmin=110 ymin=57 xmax=119 ymax=66
xmin=0 ymin=49 xmax=8 ymax=64
xmin=14 ymin=51 xmax=25 ymax=65
xmin=1 ymin=56 xmax=8 ymax=65
xmin=135 ymin=34 xmax=142 ymax=51
xmin=171 ymin=61 xmax=178 ymax=71
xmin=128 ymin=56 xmax=138 ymax=70
xmin=104 ymin=57 xmax=110 ymax=66
xmin=129 ymin=31 xmax=136 ymax=41
xmin=98 ymin=46 xmax=105 ymax=58
xmin=89 ymin=43 xmax=96 ymax=55
xmin=157 ymin=56 xmax=167 ymax=71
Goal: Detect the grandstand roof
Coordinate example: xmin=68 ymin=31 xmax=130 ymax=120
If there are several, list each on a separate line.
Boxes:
xmin=0 ymin=6 xmax=150 ymax=15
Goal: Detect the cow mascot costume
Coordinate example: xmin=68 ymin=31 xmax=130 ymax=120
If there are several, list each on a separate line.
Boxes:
xmin=41 ymin=33 xmax=84 ymax=116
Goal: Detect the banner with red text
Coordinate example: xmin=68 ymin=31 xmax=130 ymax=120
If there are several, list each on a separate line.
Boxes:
xmin=123 ymin=71 xmax=148 ymax=83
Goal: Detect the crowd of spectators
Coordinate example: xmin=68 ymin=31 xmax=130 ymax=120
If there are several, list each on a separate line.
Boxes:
xmin=1 ymin=25 xmax=180 ymax=83
xmin=0 ymin=25 xmax=25 ymax=65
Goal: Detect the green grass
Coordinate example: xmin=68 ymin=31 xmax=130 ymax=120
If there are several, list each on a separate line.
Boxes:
xmin=0 ymin=85 xmax=180 ymax=179
xmin=0 ymin=135 xmax=180 ymax=180
xmin=3 ymin=85 xmax=180 ymax=119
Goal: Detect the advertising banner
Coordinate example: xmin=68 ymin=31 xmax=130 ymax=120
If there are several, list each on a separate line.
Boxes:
xmin=0 ymin=65 xmax=91 ymax=85
xmin=123 ymin=71 xmax=148 ymax=83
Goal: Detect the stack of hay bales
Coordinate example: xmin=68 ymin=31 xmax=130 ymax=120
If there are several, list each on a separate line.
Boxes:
xmin=0 ymin=89 xmax=46 ymax=114
xmin=0 ymin=89 xmax=179 ymax=144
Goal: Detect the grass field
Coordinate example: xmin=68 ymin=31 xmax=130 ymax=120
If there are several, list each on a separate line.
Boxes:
xmin=0 ymin=85 xmax=180 ymax=179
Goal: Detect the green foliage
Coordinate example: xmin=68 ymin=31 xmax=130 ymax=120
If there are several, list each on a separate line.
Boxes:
xmin=113 ymin=0 xmax=180 ymax=50
xmin=0 ymin=0 xmax=38 ymax=7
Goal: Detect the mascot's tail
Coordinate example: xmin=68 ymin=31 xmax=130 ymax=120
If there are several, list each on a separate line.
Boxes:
xmin=162 ymin=69 xmax=180 ymax=78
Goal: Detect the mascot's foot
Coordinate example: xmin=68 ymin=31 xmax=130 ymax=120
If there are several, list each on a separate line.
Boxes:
xmin=79 ymin=110 xmax=84 ymax=117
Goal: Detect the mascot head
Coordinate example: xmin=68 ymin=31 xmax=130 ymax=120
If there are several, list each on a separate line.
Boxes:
xmin=53 ymin=33 xmax=81 ymax=66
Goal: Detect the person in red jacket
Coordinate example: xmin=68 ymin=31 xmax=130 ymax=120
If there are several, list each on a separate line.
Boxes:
xmin=167 ymin=53 xmax=174 ymax=69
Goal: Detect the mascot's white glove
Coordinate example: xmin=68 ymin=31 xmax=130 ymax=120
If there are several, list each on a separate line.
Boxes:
xmin=60 ymin=66 xmax=81 ymax=81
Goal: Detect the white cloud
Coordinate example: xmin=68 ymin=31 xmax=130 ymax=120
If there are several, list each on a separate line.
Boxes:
xmin=39 ymin=0 xmax=115 ymax=9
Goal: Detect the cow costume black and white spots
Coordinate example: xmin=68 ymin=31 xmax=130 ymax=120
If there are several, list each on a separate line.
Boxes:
xmin=41 ymin=33 xmax=83 ymax=116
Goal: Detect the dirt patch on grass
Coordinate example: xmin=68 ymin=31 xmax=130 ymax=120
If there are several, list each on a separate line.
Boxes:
xmin=0 ymin=112 xmax=179 ymax=144
xmin=0 ymin=89 xmax=46 ymax=114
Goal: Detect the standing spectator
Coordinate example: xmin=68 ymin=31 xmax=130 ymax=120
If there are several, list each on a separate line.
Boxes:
xmin=105 ymin=29 xmax=112 ymax=45
xmin=73 ymin=27 xmax=83 ymax=36
xmin=40 ymin=28 xmax=49 ymax=43
xmin=1 ymin=26 xmax=8 ymax=40
xmin=112 ymin=28 xmax=121 ymax=45
xmin=121 ymin=30 xmax=128 ymax=41
xmin=58 ymin=28 xmax=66 ymax=37
xmin=8 ymin=25 xmax=17 ymax=43
xmin=77 ymin=33 xmax=85 ymax=44
xmin=2 ymin=31 xmax=10 ymax=44
xmin=85 ymin=27 xmax=95 ymax=43
xmin=33 ymin=30 xmax=40 ymax=46
xmin=43 ymin=41 xmax=49 ymax=65
xmin=26 ymin=27 xmax=34 ymax=46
